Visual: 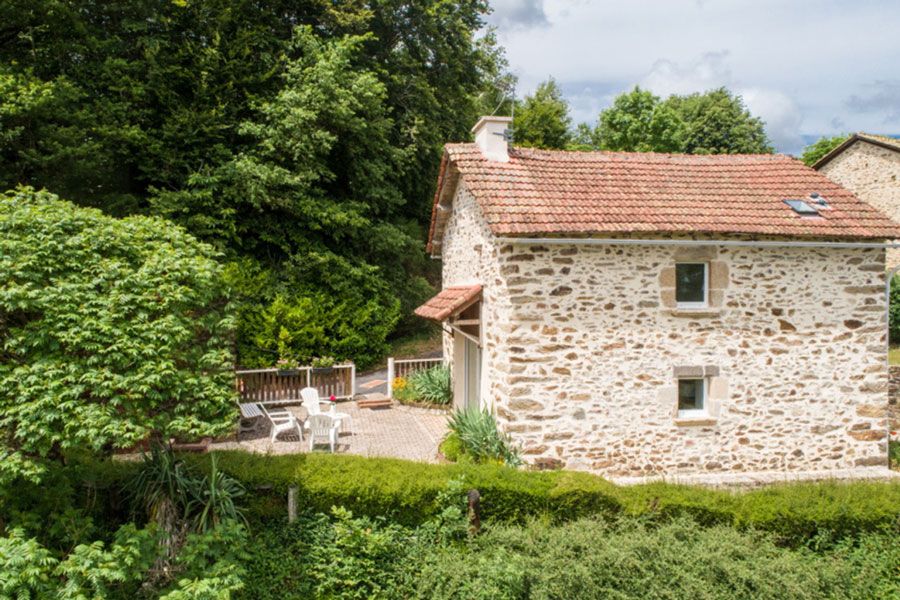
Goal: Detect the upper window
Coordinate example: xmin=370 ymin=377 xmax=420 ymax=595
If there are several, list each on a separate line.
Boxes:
xmin=675 ymin=263 xmax=708 ymax=308
xmin=678 ymin=378 xmax=706 ymax=417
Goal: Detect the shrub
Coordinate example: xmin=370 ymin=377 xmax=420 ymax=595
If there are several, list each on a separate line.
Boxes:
xmin=412 ymin=516 xmax=900 ymax=599
xmin=890 ymin=439 xmax=899 ymax=469
xmin=0 ymin=187 xmax=236 ymax=484
xmin=448 ymin=410 xmax=522 ymax=466
xmin=439 ymin=432 xmax=466 ymax=463
xmin=408 ymin=366 xmax=452 ymax=405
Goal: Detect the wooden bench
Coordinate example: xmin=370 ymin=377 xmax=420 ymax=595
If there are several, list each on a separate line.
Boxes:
xmin=239 ymin=402 xmax=264 ymax=435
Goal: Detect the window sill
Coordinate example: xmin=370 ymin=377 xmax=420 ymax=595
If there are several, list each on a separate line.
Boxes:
xmin=674 ymin=416 xmax=718 ymax=427
xmin=667 ymin=307 xmax=721 ymax=318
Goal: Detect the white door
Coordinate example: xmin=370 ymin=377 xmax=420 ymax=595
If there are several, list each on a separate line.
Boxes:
xmin=463 ymin=337 xmax=481 ymax=410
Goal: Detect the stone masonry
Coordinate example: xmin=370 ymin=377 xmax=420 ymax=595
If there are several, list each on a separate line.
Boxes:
xmin=440 ymin=181 xmax=892 ymax=477
xmin=819 ymin=140 xmax=900 ymax=269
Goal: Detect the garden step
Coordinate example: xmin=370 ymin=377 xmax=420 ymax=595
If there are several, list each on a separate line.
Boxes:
xmin=356 ymin=393 xmax=393 ymax=409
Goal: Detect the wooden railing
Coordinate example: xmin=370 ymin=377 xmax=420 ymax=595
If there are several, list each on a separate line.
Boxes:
xmin=236 ymin=364 xmax=356 ymax=404
xmin=386 ymin=357 xmax=445 ymax=398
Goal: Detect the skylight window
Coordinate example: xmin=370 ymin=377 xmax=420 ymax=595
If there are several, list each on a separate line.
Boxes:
xmin=784 ymin=199 xmax=819 ymax=215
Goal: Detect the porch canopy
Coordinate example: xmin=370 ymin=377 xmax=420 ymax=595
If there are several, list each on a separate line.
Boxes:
xmin=414 ymin=284 xmax=481 ymax=321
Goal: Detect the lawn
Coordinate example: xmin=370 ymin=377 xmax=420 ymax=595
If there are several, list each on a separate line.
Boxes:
xmin=890 ymin=345 xmax=900 ymax=365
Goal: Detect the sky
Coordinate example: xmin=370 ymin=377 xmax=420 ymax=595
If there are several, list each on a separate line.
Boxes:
xmin=485 ymin=0 xmax=900 ymax=154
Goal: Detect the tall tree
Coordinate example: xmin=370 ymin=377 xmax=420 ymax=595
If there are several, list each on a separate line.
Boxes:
xmin=513 ymin=79 xmax=572 ymax=149
xmin=664 ymin=88 xmax=773 ymax=154
xmin=801 ymin=134 xmax=849 ymax=166
xmin=593 ymin=86 xmax=684 ymax=152
xmin=0 ymin=0 xmax=507 ymax=365
xmin=589 ymin=86 xmax=773 ymax=154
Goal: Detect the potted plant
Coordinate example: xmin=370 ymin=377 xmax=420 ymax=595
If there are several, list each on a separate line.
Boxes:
xmin=311 ymin=356 xmax=336 ymax=375
xmin=276 ymin=358 xmax=299 ymax=377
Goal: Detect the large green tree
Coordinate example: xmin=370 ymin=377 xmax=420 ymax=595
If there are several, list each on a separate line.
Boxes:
xmin=593 ymin=86 xmax=684 ymax=152
xmin=0 ymin=187 xmax=236 ymax=483
xmin=0 ymin=0 xmax=505 ymax=366
xmin=513 ymin=79 xmax=572 ymax=149
xmin=589 ymin=86 xmax=773 ymax=154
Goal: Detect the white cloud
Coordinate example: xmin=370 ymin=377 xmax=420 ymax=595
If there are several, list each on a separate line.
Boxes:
xmin=740 ymin=88 xmax=804 ymax=153
xmin=490 ymin=0 xmax=900 ymax=151
xmin=641 ymin=51 xmax=732 ymax=97
xmin=846 ymin=80 xmax=900 ymax=124
xmin=487 ymin=0 xmax=548 ymax=29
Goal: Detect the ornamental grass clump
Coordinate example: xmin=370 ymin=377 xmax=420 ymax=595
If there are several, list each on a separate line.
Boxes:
xmin=448 ymin=409 xmax=521 ymax=467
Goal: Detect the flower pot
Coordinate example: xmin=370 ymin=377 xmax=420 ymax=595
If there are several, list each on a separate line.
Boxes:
xmin=277 ymin=369 xmax=299 ymax=377
xmin=312 ymin=367 xmax=334 ymax=376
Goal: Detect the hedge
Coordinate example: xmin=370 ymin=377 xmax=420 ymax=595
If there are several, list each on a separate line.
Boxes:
xmin=176 ymin=452 xmax=900 ymax=543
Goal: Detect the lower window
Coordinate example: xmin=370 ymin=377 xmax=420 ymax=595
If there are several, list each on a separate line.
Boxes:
xmin=677 ymin=378 xmax=706 ymax=417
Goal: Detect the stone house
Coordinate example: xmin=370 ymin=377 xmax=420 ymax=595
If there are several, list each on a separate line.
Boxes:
xmin=814 ymin=133 xmax=900 ymax=269
xmin=415 ymin=116 xmax=900 ymax=479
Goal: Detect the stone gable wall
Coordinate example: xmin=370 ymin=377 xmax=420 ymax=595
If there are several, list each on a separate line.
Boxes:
xmin=819 ymin=141 xmax=900 ymax=269
xmin=492 ymin=242 xmax=890 ymax=476
xmin=438 ymin=184 xmax=510 ymax=411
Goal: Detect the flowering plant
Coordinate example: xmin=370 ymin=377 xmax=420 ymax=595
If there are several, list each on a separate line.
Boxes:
xmin=276 ymin=357 xmax=297 ymax=369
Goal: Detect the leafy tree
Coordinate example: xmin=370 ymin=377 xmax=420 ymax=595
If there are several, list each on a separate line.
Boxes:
xmin=0 ymin=0 xmax=506 ymax=364
xmin=594 ymin=86 xmax=684 ymax=152
xmin=0 ymin=187 xmax=236 ymax=484
xmin=664 ymin=87 xmax=773 ymax=154
xmin=590 ymin=86 xmax=773 ymax=154
xmin=801 ymin=134 xmax=849 ymax=166
xmin=513 ymin=79 xmax=572 ymax=149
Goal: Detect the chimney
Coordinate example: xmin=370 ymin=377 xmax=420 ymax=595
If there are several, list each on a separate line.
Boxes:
xmin=472 ymin=116 xmax=513 ymax=162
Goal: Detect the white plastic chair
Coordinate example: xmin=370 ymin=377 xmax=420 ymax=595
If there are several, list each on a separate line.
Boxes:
xmin=261 ymin=404 xmax=302 ymax=443
xmin=301 ymin=387 xmax=351 ymax=432
xmin=307 ymin=413 xmax=339 ymax=452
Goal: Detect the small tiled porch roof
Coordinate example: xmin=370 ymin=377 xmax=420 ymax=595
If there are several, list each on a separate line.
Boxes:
xmin=414 ymin=285 xmax=482 ymax=321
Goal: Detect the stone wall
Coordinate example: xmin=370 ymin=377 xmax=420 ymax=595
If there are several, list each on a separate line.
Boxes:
xmin=438 ymin=184 xmax=510 ymax=412
xmin=819 ymin=141 xmax=900 ymax=269
xmin=888 ymin=366 xmax=900 ymax=431
xmin=491 ymin=242 xmax=889 ymax=476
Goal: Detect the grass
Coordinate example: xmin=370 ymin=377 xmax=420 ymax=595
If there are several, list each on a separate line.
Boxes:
xmin=890 ymin=345 xmax=900 ymax=365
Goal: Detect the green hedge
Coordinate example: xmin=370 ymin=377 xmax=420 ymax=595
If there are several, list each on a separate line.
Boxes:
xmin=177 ymin=452 xmax=899 ymax=543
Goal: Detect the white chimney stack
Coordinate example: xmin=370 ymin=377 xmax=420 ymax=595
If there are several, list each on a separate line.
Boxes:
xmin=472 ymin=115 xmax=512 ymax=162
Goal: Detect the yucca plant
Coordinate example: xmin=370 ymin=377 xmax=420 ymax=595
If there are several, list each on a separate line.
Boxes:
xmin=448 ymin=409 xmax=521 ymax=466
xmin=186 ymin=453 xmax=247 ymax=532
xmin=409 ymin=365 xmax=452 ymax=405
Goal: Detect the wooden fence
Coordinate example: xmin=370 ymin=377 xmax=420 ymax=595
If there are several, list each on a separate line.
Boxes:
xmin=236 ymin=364 xmax=356 ymax=404
xmin=386 ymin=357 xmax=445 ymax=398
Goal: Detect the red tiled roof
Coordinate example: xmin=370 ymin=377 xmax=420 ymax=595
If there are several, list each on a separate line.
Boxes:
xmin=427 ymin=144 xmax=900 ymax=250
xmin=414 ymin=285 xmax=482 ymax=321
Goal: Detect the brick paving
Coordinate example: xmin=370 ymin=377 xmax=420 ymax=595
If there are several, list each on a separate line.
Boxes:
xmin=211 ymin=400 xmax=450 ymax=463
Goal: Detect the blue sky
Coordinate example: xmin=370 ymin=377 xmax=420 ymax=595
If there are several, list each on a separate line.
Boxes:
xmin=486 ymin=0 xmax=900 ymax=154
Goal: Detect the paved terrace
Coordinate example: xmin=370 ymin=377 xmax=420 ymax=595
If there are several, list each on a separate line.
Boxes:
xmin=211 ymin=401 xmax=450 ymax=463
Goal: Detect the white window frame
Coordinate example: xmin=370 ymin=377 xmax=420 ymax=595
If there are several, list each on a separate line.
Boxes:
xmin=677 ymin=377 xmax=707 ymax=418
xmin=675 ymin=262 xmax=709 ymax=309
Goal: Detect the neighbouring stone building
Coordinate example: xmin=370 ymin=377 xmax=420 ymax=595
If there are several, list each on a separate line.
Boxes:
xmin=815 ymin=133 xmax=900 ymax=432
xmin=415 ymin=116 xmax=900 ymax=479
xmin=815 ymin=133 xmax=900 ymax=268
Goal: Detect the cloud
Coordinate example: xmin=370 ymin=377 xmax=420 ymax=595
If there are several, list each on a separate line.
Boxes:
xmin=487 ymin=0 xmax=548 ymax=29
xmin=641 ymin=51 xmax=732 ymax=97
xmin=740 ymin=88 xmax=804 ymax=154
xmin=845 ymin=80 xmax=900 ymax=123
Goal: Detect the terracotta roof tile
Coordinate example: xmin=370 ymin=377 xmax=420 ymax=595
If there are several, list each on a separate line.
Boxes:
xmin=414 ymin=285 xmax=482 ymax=321
xmin=427 ymin=144 xmax=900 ymax=250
